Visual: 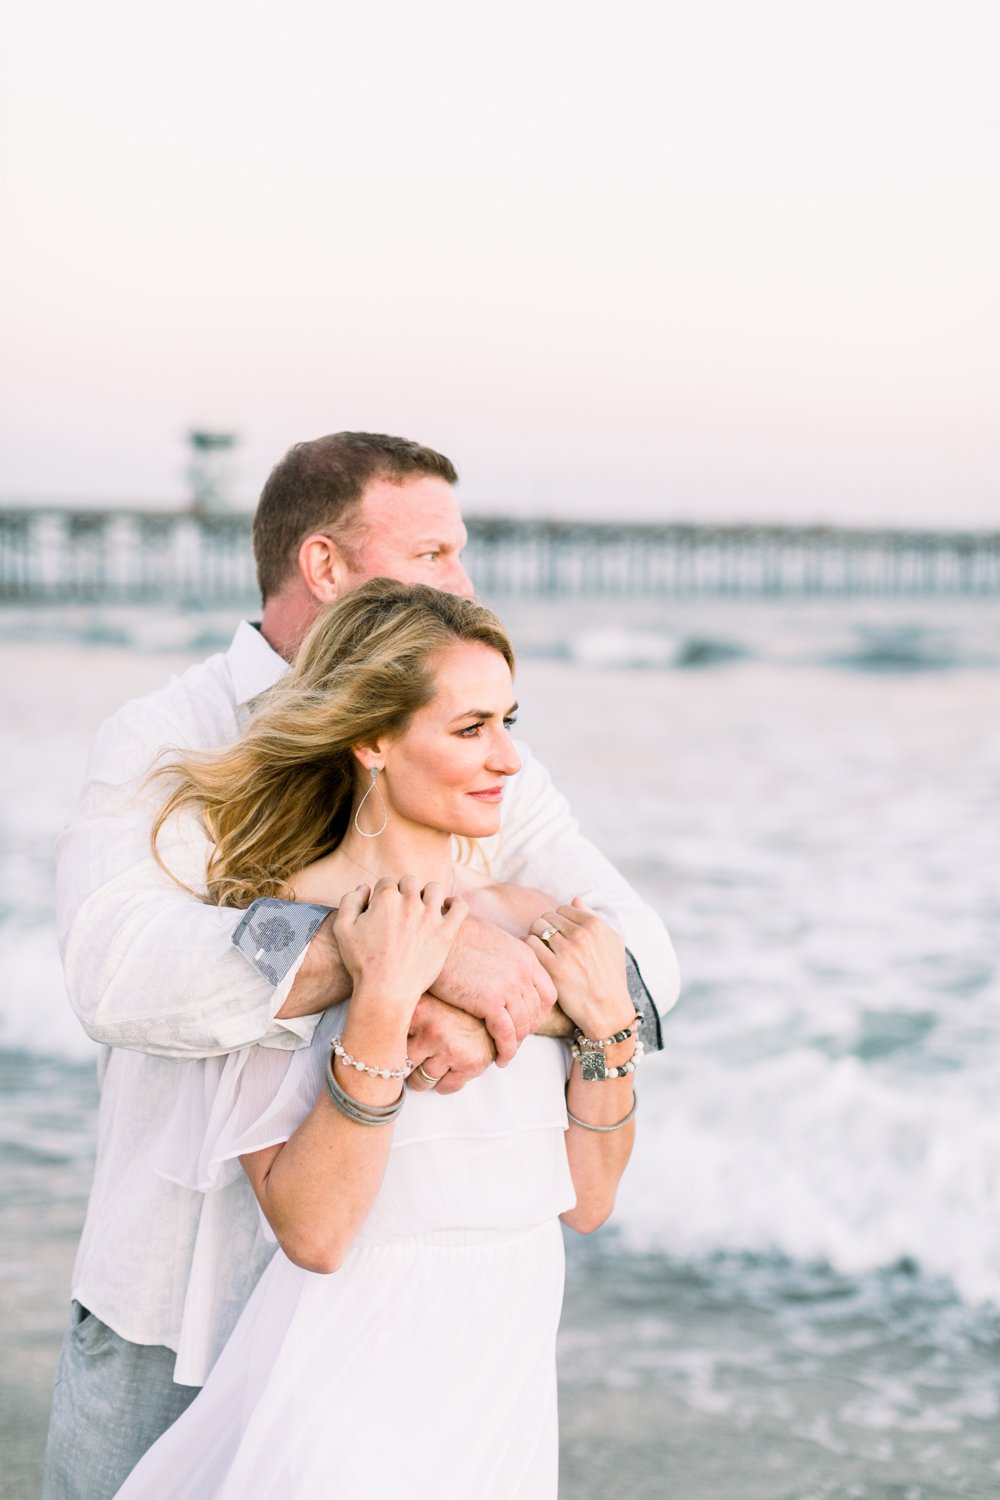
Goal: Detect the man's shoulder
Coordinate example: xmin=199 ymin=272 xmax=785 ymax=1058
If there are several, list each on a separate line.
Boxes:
xmin=113 ymin=648 xmax=235 ymax=734
xmin=90 ymin=646 xmax=239 ymax=773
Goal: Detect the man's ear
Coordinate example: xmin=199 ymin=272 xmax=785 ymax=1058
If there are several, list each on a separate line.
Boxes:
xmin=297 ymin=533 xmax=352 ymax=603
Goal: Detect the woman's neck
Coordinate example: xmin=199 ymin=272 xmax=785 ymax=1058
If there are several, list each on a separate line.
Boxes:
xmin=335 ymin=819 xmax=455 ymax=891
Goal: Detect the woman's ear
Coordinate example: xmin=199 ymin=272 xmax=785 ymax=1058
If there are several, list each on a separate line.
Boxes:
xmin=350 ymin=741 xmax=390 ymax=776
xmin=297 ymin=533 xmax=351 ymax=604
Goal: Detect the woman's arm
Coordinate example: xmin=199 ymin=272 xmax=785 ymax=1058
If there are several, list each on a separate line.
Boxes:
xmin=239 ymin=879 xmax=466 ymax=1272
xmin=523 ymin=898 xmax=638 ymax=1234
xmin=471 ymin=882 xmax=637 ymax=1233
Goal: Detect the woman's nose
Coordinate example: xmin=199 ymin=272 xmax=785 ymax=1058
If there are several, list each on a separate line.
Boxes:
xmin=489 ymin=731 xmax=521 ymax=777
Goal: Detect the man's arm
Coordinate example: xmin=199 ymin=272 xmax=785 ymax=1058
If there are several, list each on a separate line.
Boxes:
xmin=486 ymin=743 xmax=681 ymax=1048
xmin=57 ymin=706 xmax=341 ymax=1059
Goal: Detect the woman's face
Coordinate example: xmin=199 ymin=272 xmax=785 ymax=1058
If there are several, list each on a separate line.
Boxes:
xmin=376 ymin=640 xmax=521 ymax=839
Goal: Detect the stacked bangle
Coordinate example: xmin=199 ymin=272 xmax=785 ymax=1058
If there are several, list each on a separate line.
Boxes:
xmin=331 ymin=1036 xmax=414 ymax=1080
xmin=325 ymin=1052 xmax=405 ymax=1126
xmin=565 ymin=1089 xmax=638 ymax=1132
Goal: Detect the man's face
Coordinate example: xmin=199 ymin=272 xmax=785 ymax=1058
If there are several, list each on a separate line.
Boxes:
xmin=338 ymin=477 xmax=474 ymax=598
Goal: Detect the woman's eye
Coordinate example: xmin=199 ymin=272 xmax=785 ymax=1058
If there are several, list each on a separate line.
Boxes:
xmin=458 ymin=722 xmax=483 ymax=737
xmin=503 ymin=716 xmax=518 ymax=730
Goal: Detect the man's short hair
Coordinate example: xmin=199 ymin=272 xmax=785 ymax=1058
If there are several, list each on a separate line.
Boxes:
xmin=252 ymin=432 xmax=459 ymax=601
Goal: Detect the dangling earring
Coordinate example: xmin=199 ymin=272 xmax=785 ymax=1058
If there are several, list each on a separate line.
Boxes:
xmin=354 ymin=766 xmax=388 ymax=838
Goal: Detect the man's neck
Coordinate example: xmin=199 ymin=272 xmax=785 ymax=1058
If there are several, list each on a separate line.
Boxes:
xmin=259 ymin=589 xmax=319 ymax=663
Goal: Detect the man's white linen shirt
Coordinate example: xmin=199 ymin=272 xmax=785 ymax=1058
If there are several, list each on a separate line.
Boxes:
xmin=58 ymin=621 xmax=680 ymax=1385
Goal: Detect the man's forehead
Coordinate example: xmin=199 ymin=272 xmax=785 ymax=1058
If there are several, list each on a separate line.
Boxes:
xmin=357 ymin=476 xmax=465 ymax=539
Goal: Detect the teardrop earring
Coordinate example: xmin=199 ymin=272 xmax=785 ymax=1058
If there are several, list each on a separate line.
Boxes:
xmin=354 ymin=766 xmax=388 ymax=838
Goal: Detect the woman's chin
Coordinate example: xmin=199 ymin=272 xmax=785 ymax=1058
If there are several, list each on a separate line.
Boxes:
xmin=452 ymin=806 xmax=504 ymax=839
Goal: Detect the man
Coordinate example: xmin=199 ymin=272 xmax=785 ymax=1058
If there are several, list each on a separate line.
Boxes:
xmin=45 ymin=432 xmax=680 ymax=1499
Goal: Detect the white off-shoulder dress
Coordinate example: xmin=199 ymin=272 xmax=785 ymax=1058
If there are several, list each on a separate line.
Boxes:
xmin=114 ymin=1004 xmax=575 ymax=1500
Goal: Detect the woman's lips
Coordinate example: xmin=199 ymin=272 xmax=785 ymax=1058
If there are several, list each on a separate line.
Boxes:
xmin=468 ymin=787 xmax=504 ymax=803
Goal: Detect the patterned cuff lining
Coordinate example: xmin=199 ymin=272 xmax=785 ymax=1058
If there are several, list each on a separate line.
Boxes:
xmin=233 ymin=897 xmax=334 ymax=987
xmin=625 ymin=950 xmax=663 ymax=1052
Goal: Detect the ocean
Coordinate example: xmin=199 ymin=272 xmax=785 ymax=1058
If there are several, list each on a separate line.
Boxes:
xmin=1 ymin=594 xmax=997 ymax=1499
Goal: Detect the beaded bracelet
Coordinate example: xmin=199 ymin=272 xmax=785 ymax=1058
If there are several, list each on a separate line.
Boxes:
xmin=570 ymin=1036 xmax=645 ymax=1082
xmin=565 ymin=1090 xmax=638 ymax=1132
xmin=331 ymin=1036 xmax=414 ymax=1081
xmin=573 ymin=1012 xmax=643 ymax=1049
xmin=325 ymin=1052 xmax=405 ymax=1127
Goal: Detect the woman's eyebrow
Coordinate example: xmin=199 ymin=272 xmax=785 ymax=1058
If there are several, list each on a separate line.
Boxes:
xmin=448 ymin=702 xmax=519 ymax=724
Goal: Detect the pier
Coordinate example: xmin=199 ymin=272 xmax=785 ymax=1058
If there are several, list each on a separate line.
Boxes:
xmin=1 ymin=508 xmax=998 ymax=604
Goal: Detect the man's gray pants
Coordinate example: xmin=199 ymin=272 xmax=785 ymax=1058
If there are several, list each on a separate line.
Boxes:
xmin=42 ymin=1303 xmax=200 ymax=1500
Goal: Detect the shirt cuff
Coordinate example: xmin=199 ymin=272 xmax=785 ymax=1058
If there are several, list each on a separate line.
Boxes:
xmin=626 ymin=949 xmax=663 ymax=1052
xmin=232 ymin=898 xmax=334 ymax=986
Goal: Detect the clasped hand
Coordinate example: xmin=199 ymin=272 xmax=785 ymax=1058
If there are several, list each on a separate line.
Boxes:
xmin=333 ymin=876 xmax=468 ymax=1011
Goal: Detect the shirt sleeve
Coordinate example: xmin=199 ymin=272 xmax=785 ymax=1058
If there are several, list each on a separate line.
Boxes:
xmin=56 ymin=702 xmax=325 ymax=1059
xmin=156 ymin=1031 xmax=332 ymax=1203
xmin=491 ymin=742 xmax=681 ymax=1050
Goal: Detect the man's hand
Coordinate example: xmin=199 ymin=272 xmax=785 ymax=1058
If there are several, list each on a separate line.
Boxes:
xmin=406 ymin=995 xmax=497 ymax=1095
xmin=429 ymin=915 xmax=557 ymax=1066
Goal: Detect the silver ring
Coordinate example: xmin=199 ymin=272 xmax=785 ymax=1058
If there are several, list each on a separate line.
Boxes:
xmin=415 ymin=1064 xmax=445 ymax=1088
xmin=538 ymin=925 xmax=559 ymax=948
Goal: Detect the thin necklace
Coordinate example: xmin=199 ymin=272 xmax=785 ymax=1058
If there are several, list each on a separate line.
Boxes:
xmin=339 ymin=846 xmax=456 ymax=894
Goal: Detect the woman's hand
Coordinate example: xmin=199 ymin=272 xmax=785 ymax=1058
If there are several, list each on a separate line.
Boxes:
xmin=525 ymin=897 xmax=631 ymax=1039
xmin=334 ymin=877 xmax=467 ymax=1016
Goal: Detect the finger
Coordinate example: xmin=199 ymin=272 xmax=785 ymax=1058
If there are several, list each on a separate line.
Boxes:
xmin=556 ymin=901 xmax=595 ymax=930
xmin=398 ymin=874 xmax=422 ymax=897
xmin=525 ymin=933 xmax=559 ymax=972
xmin=442 ymin=895 xmax=468 ymax=931
xmin=408 ymin=1059 xmax=448 ymax=1092
xmin=485 ymin=1007 xmax=517 ymax=1068
xmin=421 ymin=880 xmax=446 ymax=910
xmin=335 ymin=884 xmax=370 ymax=921
xmin=434 ymin=1070 xmax=466 ymax=1096
xmin=530 ymin=915 xmax=565 ymax=949
xmin=504 ymin=988 xmax=531 ymax=1045
xmin=371 ymin=875 xmax=400 ymax=900
xmin=533 ymin=965 xmax=558 ymax=1009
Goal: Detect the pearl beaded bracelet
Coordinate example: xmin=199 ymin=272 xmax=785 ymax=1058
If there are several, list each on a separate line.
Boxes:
xmin=331 ymin=1036 xmax=414 ymax=1081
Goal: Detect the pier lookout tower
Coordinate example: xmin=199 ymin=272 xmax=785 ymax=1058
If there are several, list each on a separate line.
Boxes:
xmin=187 ymin=429 xmax=239 ymax=514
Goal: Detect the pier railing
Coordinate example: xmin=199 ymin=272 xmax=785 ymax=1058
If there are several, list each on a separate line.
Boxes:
xmin=1 ymin=508 xmax=998 ymax=604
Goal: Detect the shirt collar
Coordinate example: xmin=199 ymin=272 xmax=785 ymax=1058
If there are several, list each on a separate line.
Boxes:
xmin=227 ymin=620 xmax=289 ymax=707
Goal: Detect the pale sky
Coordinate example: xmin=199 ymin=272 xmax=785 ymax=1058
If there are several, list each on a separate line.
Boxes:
xmin=2 ymin=1 xmax=998 ymax=526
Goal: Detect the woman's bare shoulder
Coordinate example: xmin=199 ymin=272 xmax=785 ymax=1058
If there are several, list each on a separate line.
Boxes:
xmin=454 ymin=870 xmax=555 ymax=939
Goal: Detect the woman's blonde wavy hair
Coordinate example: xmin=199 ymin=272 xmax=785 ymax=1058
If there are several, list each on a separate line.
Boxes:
xmin=152 ymin=578 xmax=515 ymax=908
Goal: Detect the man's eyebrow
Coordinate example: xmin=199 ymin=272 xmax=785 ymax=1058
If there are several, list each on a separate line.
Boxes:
xmin=448 ymin=702 xmax=518 ymax=724
xmin=410 ymin=528 xmax=468 ymax=550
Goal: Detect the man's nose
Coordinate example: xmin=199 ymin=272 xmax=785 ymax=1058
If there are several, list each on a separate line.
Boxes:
xmin=443 ymin=559 xmax=475 ymax=598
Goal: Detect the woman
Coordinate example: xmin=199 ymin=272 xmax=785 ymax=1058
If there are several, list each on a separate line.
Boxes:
xmin=116 ymin=579 xmax=642 ymax=1499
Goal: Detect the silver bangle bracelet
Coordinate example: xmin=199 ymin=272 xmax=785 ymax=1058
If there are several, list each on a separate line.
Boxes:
xmin=325 ymin=1053 xmax=405 ymax=1126
xmin=565 ymin=1090 xmax=637 ymax=1133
